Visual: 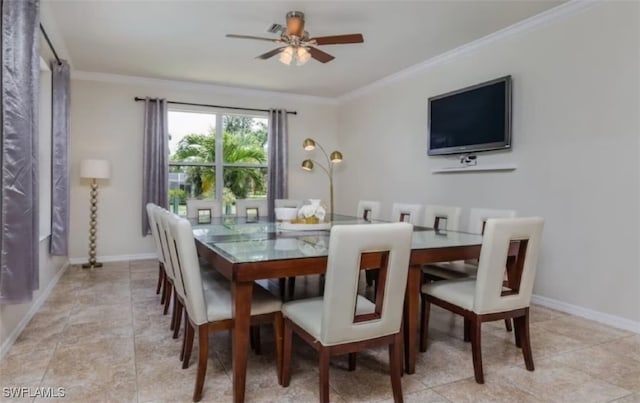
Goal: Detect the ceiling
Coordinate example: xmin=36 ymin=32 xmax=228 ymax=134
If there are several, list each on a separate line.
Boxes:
xmin=46 ymin=0 xmax=564 ymax=98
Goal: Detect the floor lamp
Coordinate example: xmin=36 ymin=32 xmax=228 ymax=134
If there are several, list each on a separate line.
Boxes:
xmin=80 ymin=159 xmax=111 ymax=269
xmin=301 ymin=138 xmax=343 ymax=222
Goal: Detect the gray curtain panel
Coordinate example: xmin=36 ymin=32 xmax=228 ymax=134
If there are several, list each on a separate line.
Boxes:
xmin=0 ymin=0 xmax=40 ymax=303
xmin=141 ymin=98 xmax=168 ymax=235
xmin=267 ymin=109 xmax=288 ymax=220
xmin=50 ymin=60 xmax=70 ymax=256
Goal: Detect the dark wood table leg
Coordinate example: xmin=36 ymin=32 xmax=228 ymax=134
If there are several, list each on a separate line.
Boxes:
xmin=403 ymin=264 xmax=421 ymax=374
xmin=231 ymin=280 xmax=254 ymax=403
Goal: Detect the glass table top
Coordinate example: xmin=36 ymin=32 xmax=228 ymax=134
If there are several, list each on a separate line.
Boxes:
xmin=192 ymin=214 xmax=484 ymax=264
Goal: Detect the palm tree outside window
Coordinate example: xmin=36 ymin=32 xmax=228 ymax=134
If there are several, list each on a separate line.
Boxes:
xmin=168 ymin=110 xmax=268 ymax=215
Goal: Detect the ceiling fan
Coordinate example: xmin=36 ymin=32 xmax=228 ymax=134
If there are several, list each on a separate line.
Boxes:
xmin=226 ymin=11 xmax=364 ymax=66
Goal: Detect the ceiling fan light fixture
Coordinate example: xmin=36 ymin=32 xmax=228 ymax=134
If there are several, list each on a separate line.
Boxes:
xmin=296 ymin=47 xmax=311 ymax=66
xmin=279 ymin=46 xmax=294 ymax=65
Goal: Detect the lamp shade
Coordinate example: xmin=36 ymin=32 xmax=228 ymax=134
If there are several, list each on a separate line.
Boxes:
xmin=301 ymin=159 xmax=314 ymax=171
xmin=80 ymin=159 xmax=111 ymax=179
xmin=302 ymin=138 xmax=316 ymax=151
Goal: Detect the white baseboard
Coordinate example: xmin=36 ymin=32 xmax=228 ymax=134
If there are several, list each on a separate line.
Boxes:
xmin=532 ymin=294 xmax=640 ymax=334
xmin=0 ymin=261 xmax=70 ymax=361
xmin=68 ymin=252 xmax=158 ymax=265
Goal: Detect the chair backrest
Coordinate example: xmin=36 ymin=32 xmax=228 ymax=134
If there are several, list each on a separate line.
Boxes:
xmin=160 ymin=210 xmax=188 ymax=301
xmin=468 ymin=208 xmax=517 ymax=234
xmin=275 ymin=199 xmax=304 ymax=209
xmin=423 ymin=205 xmax=462 ymax=231
xmin=186 ymin=199 xmax=222 ymax=219
xmin=473 ymin=217 xmax=544 ymax=314
xmin=154 ymin=208 xmax=178 ymax=281
xmin=235 ymin=199 xmax=269 ymax=218
xmin=356 ymin=200 xmax=381 ymax=221
xmin=390 ymin=203 xmax=423 ymax=225
xmin=321 ymin=223 xmax=413 ymax=345
xmin=146 ymin=203 xmax=165 ymax=265
xmin=168 ymin=216 xmax=209 ymax=325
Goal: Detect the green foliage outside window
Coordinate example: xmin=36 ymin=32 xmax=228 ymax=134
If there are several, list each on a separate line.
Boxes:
xmin=169 ymin=116 xmax=268 ymax=204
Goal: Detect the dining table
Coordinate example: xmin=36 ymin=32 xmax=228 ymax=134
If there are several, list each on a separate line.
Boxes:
xmin=192 ymin=214 xmax=490 ymax=403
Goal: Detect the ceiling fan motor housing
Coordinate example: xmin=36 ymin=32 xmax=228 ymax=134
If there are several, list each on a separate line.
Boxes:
xmin=285 ymin=11 xmax=305 ymax=37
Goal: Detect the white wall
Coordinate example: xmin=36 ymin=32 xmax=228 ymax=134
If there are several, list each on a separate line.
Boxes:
xmin=336 ymin=2 xmax=640 ymax=323
xmin=69 ymin=77 xmax=338 ymax=259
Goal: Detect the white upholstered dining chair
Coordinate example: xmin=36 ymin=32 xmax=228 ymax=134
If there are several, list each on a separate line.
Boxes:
xmin=422 ymin=208 xmax=517 ymax=282
xmin=168 ymin=214 xmax=283 ymax=402
xmin=146 ymin=203 xmax=167 ymax=301
xmin=186 ymin=199 xmax=222 ymax=219
xmin=281 ymin=223 xmax=413 ymax=403
xmin=422 ymin=208 xmax=519 ymax=334
xmin=156 ymin=208 xmax=191 ymax=341
xmin=390 ymin=202 xmax=423 ymax=225
xmin=420 ymin=217 xmax=544 ymax=383
xmin=422 ymin=204 xmax=462 ymax=231
xmin=150 ymin=205 xmax=178 ymax=318
xmin=356 ymin=200 xmax=381 ymax=221
xmin=235 ymin=198 xmax=269 ymax=218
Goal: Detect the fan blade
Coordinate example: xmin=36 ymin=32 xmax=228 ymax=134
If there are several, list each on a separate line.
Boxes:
xmin=309 ymin=34 xmax=364 ymax=45
xmin=226 ymin=34 xmax=279 ymax=43
xmin=307 ymin=46 xmax=335 ymax=63
xmin=256 ymin=47 xmax=286 ymax=60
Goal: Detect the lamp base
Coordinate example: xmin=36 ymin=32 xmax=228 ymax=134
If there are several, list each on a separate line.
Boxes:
xmin=82 ymin=262 xmax=103 ymax=269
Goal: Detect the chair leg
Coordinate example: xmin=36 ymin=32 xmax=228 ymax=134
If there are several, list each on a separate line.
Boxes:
xmin=282 ymin=319 xmax=293 ymax=387
xmin=365 ymin=270 xmax=375 ymax=287
xmin=181 ymin=315 xmax=188 ymax=362
xmin=515 ymin=311 xmax=535 ymax=371
xmin=504 ymin=318 xmax=513 ymax=332
xmin=163 ymin=280 xmax=172 ymax=315
xmin=250 ymin=325 xmax=262 ymax=355
xmin=348 ymin=353 xmax=356 ymax=371
xmin=287 ymin=277 xmax=296 ymax=299
xmin=193 ymin=325 xmax=209 ymax=402
xmin=279 ymin=278 xmax=287 ymax=301
xmin=389 ymin=333 xmax=404 ymax=403
xmin=470 ymin=316 xmax=484 ymax=384
xmin=463 ymin=318 xmax=471 ymax=342
xmin=273 ymin=312 xmax=284 ymax=385
xmin=156 ymin=263 xmax=164 ymax=295
xmin=183 ymin=321 xmax=195 ymax=370
xmin=173 ymin=300 xmax=183 ymax=339
xmin=419 ymin=295 xmax=430 ymax=352
xmin=319 ymin=348 xmax=331 ymax=403
xmin=170 ymin=288 xmax=178 ymax=331
xmin=160 ymin=273 xmax=167 ymax=305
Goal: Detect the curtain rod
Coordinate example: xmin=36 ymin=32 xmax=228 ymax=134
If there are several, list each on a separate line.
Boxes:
xmin=39 ymin=24 xmax=61 ymax=65
xmin=133 ymin=97 xmax=297 ymax=115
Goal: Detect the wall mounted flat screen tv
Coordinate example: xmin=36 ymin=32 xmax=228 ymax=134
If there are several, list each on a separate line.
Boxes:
xmin=428 ymin=75 xmax=512 ymax=156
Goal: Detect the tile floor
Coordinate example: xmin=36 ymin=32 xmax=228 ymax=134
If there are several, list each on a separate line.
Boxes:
xmin=1 ymin=260 xmax=638 ymax=402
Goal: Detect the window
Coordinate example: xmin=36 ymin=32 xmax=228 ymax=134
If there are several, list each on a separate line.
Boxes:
xmin=168 ymin=110 xmax=268 ymax=216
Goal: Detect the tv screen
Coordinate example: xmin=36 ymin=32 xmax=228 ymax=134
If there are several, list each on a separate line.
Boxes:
xmin=428 ymin=76 xmax=512 ymax=156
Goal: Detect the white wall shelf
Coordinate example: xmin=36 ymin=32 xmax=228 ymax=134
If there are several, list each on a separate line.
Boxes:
xmin=431 ymin=164 xmax=517 ymax=174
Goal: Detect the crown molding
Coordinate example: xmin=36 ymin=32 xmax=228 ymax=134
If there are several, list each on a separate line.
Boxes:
xmin=71 ymin=70 xmax=339 ymax=106
xmin=338 ymin=0 xmax=599 ymax=103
